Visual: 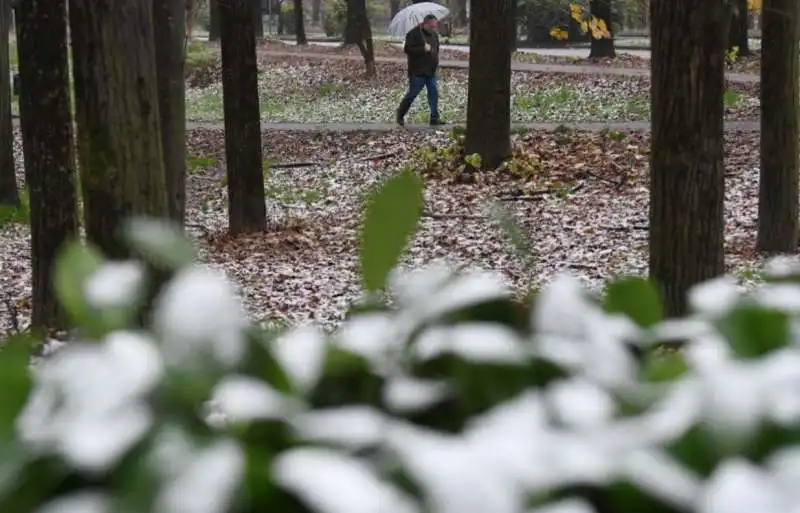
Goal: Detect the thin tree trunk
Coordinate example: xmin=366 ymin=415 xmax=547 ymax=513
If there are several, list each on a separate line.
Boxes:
xmin=253 ymin=0 xmax=264 ymax=39
xmin=69 ymin=0 xmax=168 ymax=259
xmin=728 ymin=0 xmax=750 ymax=56
xmin=154 ymin=0 xmax=187 ymax=225
xmin=344 ymin=0 xmax=375 ymax=76
xmin=294 ymin=0 xmax=307 ymax=44
xmin=757 ymin=0 xmax=799 ymax=253
xmin=649 ymin=0 xmax=729 ymax=317
xmin=210 ymin=0 xmax=221 ymax=40
xmin=219 ymin=0 xmax=266 ymax=234
xmin=15 ymin=0 xmax=78 ymax=329
xmin=0 ymin=0 xmax=17 ymax=206
xmin=389 ymin=0 xmax=400 ymax=18
xmin=589 ymin=0 xmax=616 ymax=59
xmin=508 ymin=0 xmax=516 ymax=51
xmin=456 ymin=0 xmax=467 ymax=26
xmin=311 ymin=0 xmax=321 ymax=24
xmin=464 ymin=0 xmax=512 ymax=170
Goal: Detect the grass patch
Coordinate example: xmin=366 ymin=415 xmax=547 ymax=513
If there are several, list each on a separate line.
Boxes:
xmin=514 ymin=87 xmax=581 ymax=112
xmin=187 ymin=154 xmax=218 ymax=174
xmin=264 ymin=180 xmax=325 ymax=204
xmin=0 ymin=189 xmax=30 ymax=229
xmin=723 ymin=90 xmax=743 ymax=108
xmin=623 ymin=100 xmax=649 ymax=117
xmin=316 ymin=82 xmax=343 ymax=96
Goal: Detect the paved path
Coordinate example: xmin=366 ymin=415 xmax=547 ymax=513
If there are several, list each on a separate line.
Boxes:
xmin=259 ymin=50 xmax=758 ymax=83
xmin=186 ymin=120 xmax=760 ymax=132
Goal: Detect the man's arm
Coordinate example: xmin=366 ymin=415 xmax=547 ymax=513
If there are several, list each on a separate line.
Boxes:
xmin=404 ymin=28 xmax=426 ymax=55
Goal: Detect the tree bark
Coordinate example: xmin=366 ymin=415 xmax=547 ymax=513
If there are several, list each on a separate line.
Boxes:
xmin=0 ymin=0 xmax=18 ymax=206
xmin=219 ymin=0 xmax=267 ymax=234
xmin=154 ymin=0 xmax=187 ymax=225
xmin=69 ymin=0 xmax=169 ymax=260
xmin=589 ymin=0 xmax=616 ymax=59
xmin=464 ymin=0 xmax=512 ymax=170
xmin=294 ymin=0 xmax=307 ymax=44
xmin=508 ymin=0 xmax=516 ymax=51
xmin=728 ymin=0 xmax=750 ymax=56
xmin=757 ymin=0 xmax=799 ymax=253
xmin=344 ymin=0 xmax=375 ymax=76
xmin=15 ymin=0 xmax=78 ymax=329
xmin=210 ymin=0 xmax=221 ymax=40
xmin=253 ymin=0 xmax=264 ymax=39
xmin=649 ymin=0 xmax=729 ymax=317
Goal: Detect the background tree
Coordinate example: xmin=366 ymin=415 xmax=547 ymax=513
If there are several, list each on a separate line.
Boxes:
xmin=649 ymin=0 xmax=729 ymax=316
xmin=15 ymin=0 xmax=78 ymax=328
xmin=390 ymin=0 xmax=400 ymax=18
xmin=756 ymin=0 xmax=799 ymax=252
xmin=210 ymin=0 xmax=221 ymax=40
xmin=154 ymin=0 xmax=187 ymax=224
xmin=219 ymin=0 xmax=267 ymax=234
xmin=253 ymin=0 xmax=264 ymax=38
xmin=464 ymin=0 xmax=513 ymax=170
xmin=589 ymin=0 xmax=615 ymax=58
xmin=728 ymin=0 xmax=750 ymax=56
xmin=344 ymin=0 xmax=375 ymax=76
xmin=294 ymin=0 xmax=308 ymax=44
xmin=312 ymin=0 xmax=321 ymax=24
xmin=0 ymin=0 xmax=17 ymax=207
xmin=69 ymin=0 xmax=168 ymax=259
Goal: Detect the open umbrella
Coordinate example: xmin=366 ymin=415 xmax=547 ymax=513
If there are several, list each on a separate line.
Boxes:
xmin=388 ymin=2 xmax=450 ymax=38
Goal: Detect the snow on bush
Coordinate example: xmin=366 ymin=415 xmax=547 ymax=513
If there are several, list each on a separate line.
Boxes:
xmin=1 ymin=173 xmax=798 ymax=513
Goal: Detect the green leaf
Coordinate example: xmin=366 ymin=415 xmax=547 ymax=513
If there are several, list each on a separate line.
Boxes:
xmin=54 ymin=241 xmax=105 ymax=332
xmin=603 ymin=277 xmax=664 ymax=328
xmin=718 ymin=306 xmax=789 ymax=359
xmin=641 ymin=349 xmax=688 ymax=383
xmin=0 ymin=336 xmax=32 ymax=440
xmin=359 ymin=169 xmax=423 ymax=292
xmin=122 ymin=217 xmax=196 ymax=271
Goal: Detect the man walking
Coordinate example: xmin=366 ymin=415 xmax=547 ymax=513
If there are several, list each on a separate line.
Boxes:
xmin=396 ymin=14 xmax=446 ymax=127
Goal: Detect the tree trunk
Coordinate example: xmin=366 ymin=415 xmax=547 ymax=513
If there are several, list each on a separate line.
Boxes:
xmin=219 ymin=0 xmax=267 ymax=234
xmin=253 ymin=0 xmax=264 ymax=39
xmin=728 ymin=0 xmax=750 ymax=56
xmin=589 ymin=0 xmax=616 ymax=58
xmin=154 ymin=0 xmax=187 ymax=225
xmin=455 ymin=0 xmax=467 ymax=26
xmin=464 ymin=0 xmax=512 ymax=170
xmin=311 ymin=0 xmax=321 ymax=24
xmin=210 ymin=0 xmax=221 ymax=40
xmin=649 ymin=0 xmax=729 ymax=317
xmin=69 ymin=0 xmax=169 ymax=260
xmin=0 ymin=0 xmax=18 ymax=206
xmin=15 ymin=0 xmax=78 ymax=329
xmin=757 ymin=0 xmax=799 ymax=253
xmin=344 ymin=0 xmax=375 ymax=76
xmin=294 ymin=0 xmax=307 ymax=44
xmin=389 ymin=0 xmax=400 ymax=18
xmin=508 ymin=0 xmax=516 ymax=51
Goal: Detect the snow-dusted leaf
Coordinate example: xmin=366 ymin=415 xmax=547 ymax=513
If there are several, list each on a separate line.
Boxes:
xmin=688 ymin=277 xmax=741 ymax=318
xmin=413 ymin=323 xmax=526 ymax=364
xmin=698 ymin=459 xmax=785 ymax=513
xmin=210 ymin=375 xmax=294 ymax=422
xmin=34 ymin=492 xmax=111 ymax=513
xmin=534 ymin=275 xmax=595 ymax=338
xmin=154 ymin=266 xmax=247 ymax=368
xmin=83 ymin=261 xmax=145 ymax=310
xmin=272 ymin=326 xmax=326 ymax=394
xmin=155 ymin=438 xmax=244 ymax=513
xmin=333 ymin=313 xmax=400 ymax=370
xmin=383 ymin=375 xmax=451 ymax=413
xmin=273 ymin=447 xmax=419 ymax=513
xmin=123 ymin=217 xmax=197 ymax=270
xmin=290 ymin=406 xmax=387 ymax=449
xmin=620 ymin=449 xmax=702 ymax=510
xmin=546 ymin=378 xmax=615 ymax=430
xmin=528 ymin=499 xmax=596 ymax=513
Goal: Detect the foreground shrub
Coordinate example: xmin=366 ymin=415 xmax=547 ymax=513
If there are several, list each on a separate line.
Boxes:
xmin=1 ymin=171 xmax=800 ymax=513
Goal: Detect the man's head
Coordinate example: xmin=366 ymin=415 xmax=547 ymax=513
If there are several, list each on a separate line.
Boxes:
xmin=422 ymin=14 xmax=439 ymax=30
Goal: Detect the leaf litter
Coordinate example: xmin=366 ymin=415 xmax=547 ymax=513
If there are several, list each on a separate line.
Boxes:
xmin=0 ymin=126 xmax=777 ymax=337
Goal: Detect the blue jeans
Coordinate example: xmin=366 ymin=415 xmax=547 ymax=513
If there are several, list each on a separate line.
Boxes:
xmin=398 ymin=74 xmax=440 ymax=120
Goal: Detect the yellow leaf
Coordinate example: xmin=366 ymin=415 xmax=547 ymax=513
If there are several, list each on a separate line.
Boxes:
xmin=580 ymin=20 xmax=589 ymax=33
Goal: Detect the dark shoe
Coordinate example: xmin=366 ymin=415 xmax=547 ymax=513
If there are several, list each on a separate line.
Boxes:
xmin=429 ymin=119 xmax=447 ymax=126
xmin=396 ymin=110 xmax=405 ymax=127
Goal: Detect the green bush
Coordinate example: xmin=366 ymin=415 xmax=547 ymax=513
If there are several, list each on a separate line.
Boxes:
xmin=2 ymin=172 xmax=800 ymax=512
xmin=323 ymin=0 xmax=347 ymax=37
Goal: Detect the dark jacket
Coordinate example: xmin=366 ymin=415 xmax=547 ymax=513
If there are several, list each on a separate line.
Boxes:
xmin=404 ymin=26 xmax=439 ymax=77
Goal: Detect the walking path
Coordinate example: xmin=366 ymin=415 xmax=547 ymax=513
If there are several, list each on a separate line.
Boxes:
xmin=186 ymin=120 xmax=760 ymax=132
xmin=259 ymin=50 xmax=759 ymax=83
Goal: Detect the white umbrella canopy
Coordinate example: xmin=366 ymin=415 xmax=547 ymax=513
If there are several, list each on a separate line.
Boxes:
xmin=388 ymin=2 xmax=450 ymax=38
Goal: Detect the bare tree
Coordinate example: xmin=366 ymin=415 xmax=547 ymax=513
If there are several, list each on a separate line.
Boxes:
xmin=757 ymin=0 xmax=799 ymax=252
xmin=219 ymin=0 xmax=267 ymax=234
xmin=294 ymin=0 xmax=307 ymax=44
xmin=0 ymin=0 xmax=17 ymax=206
xmin=210 ymin=0 xmax=221 ymax=40
xmin=15 ymin=0 xmax=78 ymax=328
xmin=69 ymin=0 xmax=168 ymax=258
xmin=464 ymin=0 xmax=513 ymax=170
xmin=649 ymin=0 xmax=729 ymax=316
xmin=154 ymin=0 xmax=187 ymax=224
xmin=589 ymin=0 xmax=616 ymax=59
xmin=344 ymin=0 xmax=375 ymax=76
